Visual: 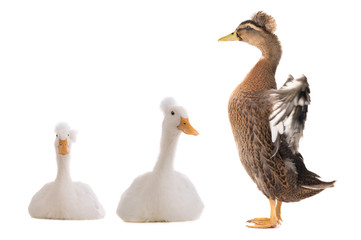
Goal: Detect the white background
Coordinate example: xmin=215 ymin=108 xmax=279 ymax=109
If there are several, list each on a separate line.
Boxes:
xmin=0 ymin=0 xmax=359 ymax=239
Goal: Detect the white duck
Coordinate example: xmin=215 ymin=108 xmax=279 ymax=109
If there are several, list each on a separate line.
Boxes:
xmin=117 ymin=98 xmax=204 ymax=222
xmin=28 ymin=122 xmax=105 ymax=220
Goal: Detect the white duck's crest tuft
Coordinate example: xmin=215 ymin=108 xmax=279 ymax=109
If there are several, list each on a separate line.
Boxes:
xmin=160 ymin=97 xmax=177 ymax=113
xmin=55 ymin=122 xmax=77 ymax=142
xmin=55 ymin=122 xmax=71 ymax=132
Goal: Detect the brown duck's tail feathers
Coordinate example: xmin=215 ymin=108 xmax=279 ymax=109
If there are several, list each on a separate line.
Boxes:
xmin=301 ymin=180 xmax=336 ymax=190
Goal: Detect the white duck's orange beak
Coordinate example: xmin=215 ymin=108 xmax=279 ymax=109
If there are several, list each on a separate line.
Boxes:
xmin=177 ymin=117 xmax=199 ymax=136
xmin=58 ymin=139 xmax=69 ymax=155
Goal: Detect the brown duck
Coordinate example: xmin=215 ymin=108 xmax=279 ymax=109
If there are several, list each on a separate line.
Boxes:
xmin=219 ymin=11 xmax=335 ymax=228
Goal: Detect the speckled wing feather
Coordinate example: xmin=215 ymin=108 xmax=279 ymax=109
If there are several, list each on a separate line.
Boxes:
xmin=269 ymin=75 xmax=310 ymax=156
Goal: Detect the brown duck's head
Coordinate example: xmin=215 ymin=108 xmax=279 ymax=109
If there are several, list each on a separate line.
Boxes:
xmin=218 ymin=11 xmax=278 ymax=48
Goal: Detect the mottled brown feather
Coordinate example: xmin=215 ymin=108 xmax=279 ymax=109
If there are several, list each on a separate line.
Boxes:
xmin=229 ymin=87 xmax=288 ymax=200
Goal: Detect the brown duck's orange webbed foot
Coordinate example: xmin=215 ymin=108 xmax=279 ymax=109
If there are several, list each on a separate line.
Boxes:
xmin=247 ymin=199 xmax=283 ymax=229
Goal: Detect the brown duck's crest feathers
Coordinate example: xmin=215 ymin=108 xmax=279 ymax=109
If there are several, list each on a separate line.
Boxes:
xmin=252 ymin=11 xmax=277 ymax=33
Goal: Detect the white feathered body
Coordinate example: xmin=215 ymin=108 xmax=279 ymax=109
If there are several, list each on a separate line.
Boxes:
xmin=28 ymin=180 xmax=105 ymax=220
xmin=117 ymin=170 xmax=203 ymax=222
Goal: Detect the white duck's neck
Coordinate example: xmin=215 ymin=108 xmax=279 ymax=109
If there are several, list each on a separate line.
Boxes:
xmin=55 ymin=154 xmax=72 ymax=182
xmin=153 ymin=129 xmax=181 ymax=172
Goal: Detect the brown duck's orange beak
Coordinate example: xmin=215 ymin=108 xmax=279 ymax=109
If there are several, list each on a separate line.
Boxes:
xmin=218 ymin=30 xmax=239 ymax=41
xmin=177 ymin=117 xmax=199 ymax=136
xmin=58 ymin=139 xmax=69 ymax=155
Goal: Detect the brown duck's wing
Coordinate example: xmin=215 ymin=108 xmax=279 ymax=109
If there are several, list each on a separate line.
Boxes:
xmin=268 ymin=75 xmax=310 ymax=156
xmin=244 ymin=96 xmax=289 ymax=190
xmin=255 ymin=125 xmax=289 ymax=190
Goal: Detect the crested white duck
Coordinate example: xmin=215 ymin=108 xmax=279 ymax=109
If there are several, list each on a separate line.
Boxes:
xmin=28 ymin=122 xmax=105 ymax=220
xmin=116 ymin=97 xmax=204 ymax=222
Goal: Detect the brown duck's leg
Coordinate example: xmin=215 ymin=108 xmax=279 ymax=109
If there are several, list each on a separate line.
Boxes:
xmin=247 ymin=199 xmax=281 ymax=228
xmin=276 ymin=200 xmax=282 ymax=222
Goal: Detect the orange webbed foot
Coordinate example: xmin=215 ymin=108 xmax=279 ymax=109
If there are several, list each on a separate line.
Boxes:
xmin=246 ymin=199 xmax=283 ymax=229
xmin=247 ymin=217 xmax=279 ymax=228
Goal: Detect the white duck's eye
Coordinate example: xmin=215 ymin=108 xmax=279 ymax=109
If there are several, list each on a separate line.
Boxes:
xmin=171 ymin=111 xmax=175 ymax=115
xmin=56 ymin=134 xmax=58 ymax=137
xmin=68 ymin=134 xmax=70 ymax=136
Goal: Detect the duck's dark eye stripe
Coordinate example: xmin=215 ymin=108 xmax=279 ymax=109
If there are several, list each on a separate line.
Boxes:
xmin=239 ymin=20 xmax=269 ymax=33
xmin=240 ymin=26 xmax=253 ymax=31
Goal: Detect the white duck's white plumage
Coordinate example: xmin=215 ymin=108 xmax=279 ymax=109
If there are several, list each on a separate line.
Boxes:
xmin=116 ymin=98 xmax=204 ymax=222
xmin=28 ymin=122 xmax=105 ymax=220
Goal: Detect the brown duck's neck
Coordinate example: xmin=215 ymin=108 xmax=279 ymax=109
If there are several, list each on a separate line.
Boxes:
xmin=239 ymin=36 xmax=282 ymax=92
xmin=240 ymin=53 xmax=281 ymax=92
xmin=239 ymin=58 xmax=277 ymax=92
xmin=259 ymin=36 xmax=282 ymax=70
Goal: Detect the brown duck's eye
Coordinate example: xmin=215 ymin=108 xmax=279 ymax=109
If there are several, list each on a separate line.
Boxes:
xmin=246 ymin=26 xmax=252 ymax=30
xmin=171 ymin=111 xmax=175 ymax=115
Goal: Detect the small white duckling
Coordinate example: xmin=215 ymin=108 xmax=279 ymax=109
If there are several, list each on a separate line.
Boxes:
xmin=28 ymin=122 xmax=105 ymax=220
xmin=117 ymin=97 xmax=204 ymax=222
